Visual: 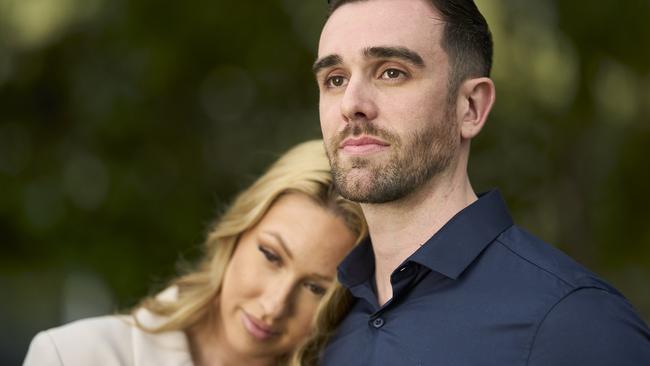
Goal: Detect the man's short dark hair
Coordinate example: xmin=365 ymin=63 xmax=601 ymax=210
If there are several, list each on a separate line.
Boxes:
xmin=327 ymin=0 xmax=493 ymax=98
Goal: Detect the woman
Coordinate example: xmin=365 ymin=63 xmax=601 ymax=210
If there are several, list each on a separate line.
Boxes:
xmin=23 ymin=140 xmax=366 ymax=366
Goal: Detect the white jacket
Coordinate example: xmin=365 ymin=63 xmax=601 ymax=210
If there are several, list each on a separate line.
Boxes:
xmin=23 ymin=289 xmax=193 ymax=366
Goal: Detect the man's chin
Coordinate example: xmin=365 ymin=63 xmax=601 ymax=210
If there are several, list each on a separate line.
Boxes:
xmin=333 ymin=164 xmax=372 ymax=182
xmin=333 ymin=169 xmax=376 ymax=199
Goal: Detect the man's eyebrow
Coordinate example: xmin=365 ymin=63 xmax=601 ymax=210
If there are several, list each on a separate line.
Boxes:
xmin=312 ymin=47 xmax=423 ymax=75
xmin=312 ymin=54 xmax=343 ymax=74
xmin=363 ymin=46 xmax=425 ymax=67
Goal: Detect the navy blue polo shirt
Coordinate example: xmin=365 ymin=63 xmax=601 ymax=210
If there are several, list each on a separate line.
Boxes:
xmin=322 ymin=190 xmax=650 ymax=365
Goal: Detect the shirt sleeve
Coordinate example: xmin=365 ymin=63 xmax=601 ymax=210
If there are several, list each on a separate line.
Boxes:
xmin=527 ymin=287 xmax=650 ymax=366
xmin=23 ymin=331 xmax=64 ymax=366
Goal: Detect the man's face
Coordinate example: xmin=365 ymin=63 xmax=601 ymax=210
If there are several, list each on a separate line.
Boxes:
xmin=315 ymin=0 xmax=460 ymax=203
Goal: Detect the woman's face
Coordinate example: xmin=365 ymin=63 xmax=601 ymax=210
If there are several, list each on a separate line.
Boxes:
xmin=217 ymin=193 xmax=357 ymax=360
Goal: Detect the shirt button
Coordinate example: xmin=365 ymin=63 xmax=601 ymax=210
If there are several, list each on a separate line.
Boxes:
xmin=371 ymin=317 xmax=385 ymax=328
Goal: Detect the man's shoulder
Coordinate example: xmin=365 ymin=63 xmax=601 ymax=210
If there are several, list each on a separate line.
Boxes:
xmin=526 ymin=286 xmax=650 ymax=365
xmin=497 ymin=225 xmax=618 ymax=288
xmin=492 ymin=225 xmax=619 ymax=294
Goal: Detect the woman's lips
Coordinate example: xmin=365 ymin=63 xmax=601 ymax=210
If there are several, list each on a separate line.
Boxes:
xmin=241 ymin=311 xmax=279 ymax=341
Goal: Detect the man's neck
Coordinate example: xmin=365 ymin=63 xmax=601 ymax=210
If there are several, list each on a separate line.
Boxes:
xmin=361 ymin=169 xmax=477 ymax=306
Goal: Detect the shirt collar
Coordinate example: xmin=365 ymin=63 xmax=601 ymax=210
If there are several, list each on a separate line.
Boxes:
xmin=338 ymin=189 xmax=514 ymax=287
xmin=338 ymin=236 xmax=375 ymax=288
xmin=411 ymin=189 xmax=513 ymax=279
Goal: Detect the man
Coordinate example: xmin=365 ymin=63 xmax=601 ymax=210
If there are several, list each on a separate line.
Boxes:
xmin=313 ymin=0 xmax=650 ymax=364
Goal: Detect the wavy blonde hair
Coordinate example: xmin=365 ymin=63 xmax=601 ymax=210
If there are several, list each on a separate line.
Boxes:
xmin=134 ymin=139 xmax=366 ymax=365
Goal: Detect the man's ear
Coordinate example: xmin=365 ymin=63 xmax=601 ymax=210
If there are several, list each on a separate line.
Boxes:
xmin=457 ymin=77 xmax=495 ymax=140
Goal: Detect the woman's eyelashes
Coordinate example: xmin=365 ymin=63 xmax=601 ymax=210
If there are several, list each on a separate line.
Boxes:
xmin=258 ymin=245 xmax=282 ymax=265
xmin=257 ymin=244 xmax=329 ymax=296
xmin=304 ymin=282 xmax=326 ymax=296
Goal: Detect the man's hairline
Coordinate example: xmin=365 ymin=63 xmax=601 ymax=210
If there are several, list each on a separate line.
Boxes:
xmin=319 ymin=0 xmax=457 ymax=75
xmin=321 ymin=0 xmax=490 ymax=103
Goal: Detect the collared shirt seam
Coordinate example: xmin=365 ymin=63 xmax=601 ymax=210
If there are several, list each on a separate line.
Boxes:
xmin=494 ymin=236 xmax=577 ymax=290
xmin=524 ymin=286 xmax=619 ymax=365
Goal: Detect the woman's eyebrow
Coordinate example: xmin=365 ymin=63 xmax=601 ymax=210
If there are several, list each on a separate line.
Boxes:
xmin=262 ymin=231 xmax=293 ymax=259
xmin=310 ymin=273 xmax=334 ymax=282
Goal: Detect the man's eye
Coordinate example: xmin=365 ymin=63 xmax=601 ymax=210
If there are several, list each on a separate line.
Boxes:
xmin=325 ymin=75 xmax=347 ymax=88
xmin=304 ymin=282 xmax=326 ymax=296
xmin=258 ymin=245 xmax=281 ymax=264
xmin=380 ymin=68 xmax=406 ymax=80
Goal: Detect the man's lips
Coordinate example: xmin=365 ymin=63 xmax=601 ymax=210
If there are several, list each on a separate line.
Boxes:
xmin=340 ymin=136 xmax=389 ymax=154
xmin=241 ymin=311 xmax=279 ymax=341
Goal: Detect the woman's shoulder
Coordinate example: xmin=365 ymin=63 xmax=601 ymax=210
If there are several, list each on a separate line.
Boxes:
xmin=23 ymin=287 xmax=194 ymax=366
xmin=51 ymin=314 xmax=134 ymax=338
xmin=23 ymin=315 xmax=136 ymax=366
xmin=24 ymin=310 xmax=194 ymax=366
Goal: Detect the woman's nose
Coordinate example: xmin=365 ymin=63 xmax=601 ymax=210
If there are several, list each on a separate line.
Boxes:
xmin=259 ymin=278 xmax=295 ymax=321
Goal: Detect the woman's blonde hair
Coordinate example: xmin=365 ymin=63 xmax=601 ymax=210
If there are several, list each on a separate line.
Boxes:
xmin=134 ymin=139 xmax=366 ymax=364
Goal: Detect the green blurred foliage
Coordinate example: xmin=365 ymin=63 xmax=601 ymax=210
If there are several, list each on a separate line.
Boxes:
xmin=1 ymin=0 xmax=649 ymax=363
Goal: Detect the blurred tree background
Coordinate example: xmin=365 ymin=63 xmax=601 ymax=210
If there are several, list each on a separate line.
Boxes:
xmin=1 ymin=0 xmax=648 ymax=363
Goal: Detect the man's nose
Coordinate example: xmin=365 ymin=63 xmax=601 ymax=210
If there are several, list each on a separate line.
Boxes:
xmin=259 ymin=278 xmax=295 ymax=321
xmin=340 ymin=77 xmax=378 ymax=123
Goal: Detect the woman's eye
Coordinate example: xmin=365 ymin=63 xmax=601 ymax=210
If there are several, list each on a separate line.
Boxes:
xmin=380 ymin=68 xmax=406 ymax=80
xmin=304 ymin=282 xmax=326 ymax=296
xmin=258 ymin=245 xmax=281 ymax=264
xmin=325 ymin=75 xmax=348 ymax=88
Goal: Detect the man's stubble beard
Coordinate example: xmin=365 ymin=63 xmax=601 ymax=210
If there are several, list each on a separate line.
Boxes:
xmin=327 ymin=106 xmax=458 ymax=204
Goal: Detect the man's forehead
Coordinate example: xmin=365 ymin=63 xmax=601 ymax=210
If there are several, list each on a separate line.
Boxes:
xmin=318 ymin=0 xmax=443 ymax=57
